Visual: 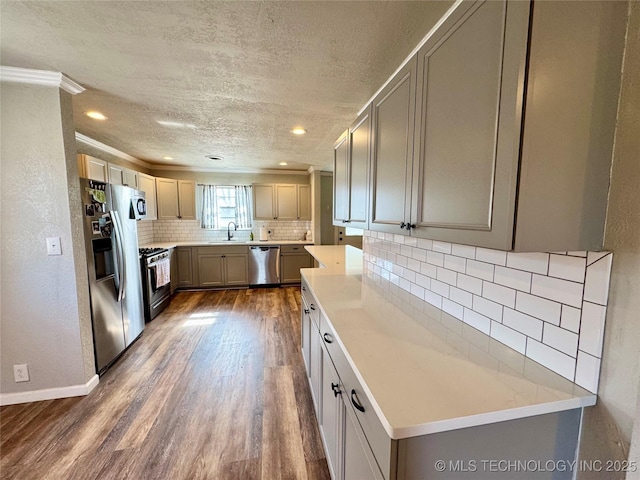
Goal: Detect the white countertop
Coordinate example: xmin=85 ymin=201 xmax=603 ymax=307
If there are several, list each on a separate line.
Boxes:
xmin=304 ymin=245 xmax=363 ymax=275
xmin=302 ymin=246 xmax=595 ymax=440
xmin=141 ymin=240 xmax=313 ymax=249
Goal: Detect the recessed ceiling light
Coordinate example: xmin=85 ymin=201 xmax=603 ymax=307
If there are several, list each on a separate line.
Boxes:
xmin=162 ymin=156 xmax=173 ymax=161
xmin=205 ymin=155 xmax=223 ymax=161
xmin=279 ymin=162 xmax=288 ymax=166
xmin=291 ymin=127 xmax=307 ymax=135
xmin=85 ymin=111 xmax=107 ymax=120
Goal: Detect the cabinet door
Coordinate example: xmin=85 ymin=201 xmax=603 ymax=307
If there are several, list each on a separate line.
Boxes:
xmin=122 ymin=169 xmax=138 ymax=188
xmin=369 ymin=58 xmax=417 ymax=235
xmin=309 ymin=323 xmax=323 ymax=418
xmin=137 ymin=173 xmax=157 ymax=220
xmin=156 ymin=177 xmax=180 ymax=219
xmin=79 ymin=154 xmax=108 ymax=182
xmin=348 ymin=106 xmax=371 ymax=229
xmin=297 ymin=184 xmax=311 ymax=221
xmin=301 ymin=298 xmax=312 ymax=376
xmin=170 ymin=248 xmax=178 ymax=294
xmin=108 ymin=163 xmax=124 ymax=185
xmin=275 ymin=184 xmax=297 ymax=220
xmin=343 ymin=400 xmax=383 ymax=480
xmin=333 ymin=130 xmax=350 ymax=224
xmin=280 ymin=253 xmax=312 ymax=284
xmin=411 ymin=0 xmax=530 ymax=249
xmin=224 ymin=254 xmax=249 ymax=286
xmin=177 ymin=247 xmax=194 ymax=286
xmin=321 ymin=346 xmax=344 ymax=480
xmin=253 ymin=184 xmax=275 ymax=220
xmin=178 ymin=180 xmax=196 ymax=220
xmin=198 ymin=254 xmax=224 ymax=287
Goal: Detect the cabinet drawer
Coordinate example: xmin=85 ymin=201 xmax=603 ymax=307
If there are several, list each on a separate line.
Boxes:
xmin=196 ymin=245 xmax=248 ymax=255
xmin=319 ymin=315 xmax=393 ymax=478
xmin=301 ymin=279 xmax=320 ymax=329
xmin=280 ymin=244 xmax=307 ymax=253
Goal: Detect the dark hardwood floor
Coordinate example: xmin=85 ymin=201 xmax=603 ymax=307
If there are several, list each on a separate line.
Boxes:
xmin=0 ymin=288 xmax=330 ymax=480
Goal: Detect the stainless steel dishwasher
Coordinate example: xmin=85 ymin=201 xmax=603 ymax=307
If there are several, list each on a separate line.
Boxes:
xmin=248 ymin=245 xmax=280 ymax=286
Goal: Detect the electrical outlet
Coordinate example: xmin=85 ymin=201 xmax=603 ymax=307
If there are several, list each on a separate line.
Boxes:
xmin=13 ymin=364 xmax=30 ymax=383
xmin=46 ymin=237 xmax=62 ymax=255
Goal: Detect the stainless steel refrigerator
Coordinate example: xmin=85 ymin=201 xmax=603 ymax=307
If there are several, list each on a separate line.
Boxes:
xmin=81 ymin=179 xmax=145 ymax=374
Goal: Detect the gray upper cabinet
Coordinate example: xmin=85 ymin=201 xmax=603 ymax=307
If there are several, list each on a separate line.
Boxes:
xmin=333 ymin=107 xmax=372 ymax=230
xmin=253 ymin=183 xmax=311 ymax=221
xmin=359 ymin=0 xmax=624 ymax=251
xmin=411 ymin=0 xmax=529 ymax=249
xmin=369 ymin=58 xmax=417 ymax=235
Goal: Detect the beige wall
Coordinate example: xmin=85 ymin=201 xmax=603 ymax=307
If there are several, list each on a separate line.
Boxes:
xmin=76 ymin=141 xmax=151 ymax=175
xmin=1 ymin=82 xmax=94 ymax=398
xmin=578 ymin=1 xmax=640 ymax=477
xmin=148 ymin=168 xmax=310 ymax=185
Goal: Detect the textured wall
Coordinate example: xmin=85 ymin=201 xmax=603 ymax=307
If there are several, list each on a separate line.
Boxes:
xmin=578 ymin=1 xmax=640 ymax=477
xmin=0 ymin=82 xmax=88 ymax=395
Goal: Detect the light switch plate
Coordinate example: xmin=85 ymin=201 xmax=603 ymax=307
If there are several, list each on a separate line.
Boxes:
xmin=46 ymin=237 xmax=62 ymax=255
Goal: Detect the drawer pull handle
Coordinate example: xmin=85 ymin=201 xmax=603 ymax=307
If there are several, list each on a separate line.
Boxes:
xmin=323 ymin=333 xmax=333 ymax=344
xmin=302 ymin=286 xmax=306 ymax=291
xmin=331 ymin=383 xmax=341 ymax=397
xmin=351 ymin=390 xmax=365 ymax=413
xmin=304 ymin=309 xmax=310 ymax=314
xmin=310 ymin=304 xmax=316 ymax=311
xmin=400 ymin=222 xmax=406 ymax=229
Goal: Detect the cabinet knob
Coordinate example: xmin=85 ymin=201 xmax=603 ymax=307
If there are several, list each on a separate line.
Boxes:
xmin=400 ymin=222 xmax=406 ymax=229
xmin=310 ymin=304 xmax=316 ymax=311
xmin=302 ymin=286 xmax=306 ymax=291
xmin=350 ymin=389 xmax=365 ymax=413
xmin=331 ymin=383 xmax=341 ymax=397
xmin=323 ymin=332 xmax=333 ymax=344
xmin=304 ymin=309 xmax=310 ymax=314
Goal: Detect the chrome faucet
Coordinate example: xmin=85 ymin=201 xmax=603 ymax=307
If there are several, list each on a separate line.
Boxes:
xmin=227 ymin=221 xmax=237 ymax=241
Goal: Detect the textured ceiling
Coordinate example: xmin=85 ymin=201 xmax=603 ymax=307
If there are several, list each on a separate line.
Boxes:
xmin=1 ymin=1 xmax=452 ymax=172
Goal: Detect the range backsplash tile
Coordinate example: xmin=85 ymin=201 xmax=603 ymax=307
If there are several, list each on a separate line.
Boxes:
xmin=363 ymin=230 xmax=613 ymax=394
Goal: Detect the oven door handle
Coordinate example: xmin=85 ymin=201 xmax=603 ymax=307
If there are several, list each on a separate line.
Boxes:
xmin=111 ymin=210 xmax=126 ymax=302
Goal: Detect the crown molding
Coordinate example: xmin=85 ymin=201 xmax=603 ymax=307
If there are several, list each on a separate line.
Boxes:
xmin=150 ymin=164 xmax=310 ymax=175
xmin=0 ymin=66 xmax=85 ymax=95
xmin=75 ymin=132 xmax=151 ymax=168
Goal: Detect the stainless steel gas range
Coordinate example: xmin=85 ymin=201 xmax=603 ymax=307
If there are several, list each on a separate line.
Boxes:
xmin=139 ymin=247 xmax=172 ymax=322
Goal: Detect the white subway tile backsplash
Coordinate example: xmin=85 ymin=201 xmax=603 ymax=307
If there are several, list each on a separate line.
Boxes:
xmin=420 ymin=262 xmax=438 ymax=279
xmin=426 ymin=251 xmax=445 ymax=267
xmin=548 ymin=254 xmax=586 ymax=282
xmin=494 ymin=266 xmax=532 ymax=293
xmin=491 ymin=321 xmax=527 ymax=354
xmin=451 ymin=244 xmax=476 ymax=259
xmin=578 ymin=302 xmax=607 ymax=357
xmin=362 ymin=231 xmax=612 ymax=394
xmin=560 ymin=305 xmax=581 ymax=333
xmin=531 ymin=275 xmax=583 ymax=308
xmin=575 ymin=351 xmax=601 ymax=393
xmin=515 ymin=292 xmax=561 ymax=325
xmin=583 ymin=253 xmax=612 ymax=306
xmin=463 ymin=309 xmax=491 ymax=335
xmin=442 ymin=298 xmax=464 ymax=320
xmin=506 ymin=252 xmax=549 ymax=275
xmin=542 ymin=324 xmax=579 ymax=357
xmin=450 ymin=287 xmax=473 ymax=309
xmin=476 ymin=248 xmax=507 ymax=266
xmin=432 ymin=241 xmax=452 ymax=254
xmin=503 ymin=308 xmax=543 ymax=340
xmin=473 ymin=296 xmax=503 ymax=322
xmin=466 ymin=259 xmax=494 ymax=282
xmin=457 ymin=273 xmax=483 ymax=296
xmin=431 ymin=279 xmax=450 ymax=298
xmin=436 ymin=267 xmax=457 ymax=286
xmin=482 ymin=282 xmax=516 ymax=309
xmin=444 ymin=254 xmax=466 ymax=273
xmin=526 ymin=339 xmax=576 ymax=381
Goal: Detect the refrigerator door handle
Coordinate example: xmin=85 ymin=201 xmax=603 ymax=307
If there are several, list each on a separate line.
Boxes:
xmin=110 ymin=210 xmax=126 ymax=302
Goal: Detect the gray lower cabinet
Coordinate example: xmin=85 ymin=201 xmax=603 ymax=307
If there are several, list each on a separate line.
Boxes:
xmin=281 ymin=245 xmax=313 ymax=284
xmin=358 ymin=0 xmax=625 ymax=251
xmin=176 ymin=247 xmax=194 ymax=287
xmin=169 ymin=248 xmax=178 ymax=294
xmin=302 ymin=280 xmax=583 ymax=480
xmin=176 ymin=246 xmax=249 ymax=288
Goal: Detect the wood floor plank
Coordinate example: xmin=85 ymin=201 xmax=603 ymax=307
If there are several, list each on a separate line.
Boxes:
xmin=0 ymin=287 xmax=330 ymax=480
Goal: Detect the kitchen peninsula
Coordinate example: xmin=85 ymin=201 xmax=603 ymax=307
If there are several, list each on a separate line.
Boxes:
xmin=301 ymin=245 xmax=595 ymax=480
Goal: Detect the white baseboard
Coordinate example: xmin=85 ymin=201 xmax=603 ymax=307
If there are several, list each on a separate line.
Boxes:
xmin=0 ymin=374 xmax=99 ymax=406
